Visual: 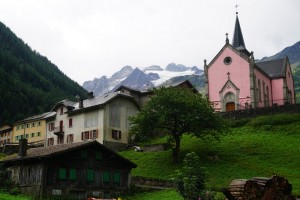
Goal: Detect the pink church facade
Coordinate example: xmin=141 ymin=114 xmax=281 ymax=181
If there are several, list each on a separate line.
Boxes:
xmin=204 ymin=14 xmax=295 ymax=112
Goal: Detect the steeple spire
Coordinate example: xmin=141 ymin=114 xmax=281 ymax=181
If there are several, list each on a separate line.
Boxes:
xmin=232 ymin=11 xmax=250 ymax=56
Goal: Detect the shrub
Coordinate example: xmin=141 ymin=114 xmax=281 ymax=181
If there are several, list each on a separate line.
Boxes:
xmin=174 ymin=152 xmax=206 ymax=200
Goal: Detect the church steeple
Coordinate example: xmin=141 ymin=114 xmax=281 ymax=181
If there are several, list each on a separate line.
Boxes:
xmin=232 ymin=12 xmax=250 ymax=56
xmin=232 ymin=12 xmax=246 ymax=50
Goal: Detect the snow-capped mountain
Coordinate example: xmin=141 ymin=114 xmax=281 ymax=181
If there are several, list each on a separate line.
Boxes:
xmin=82 ymin=63 xmax=204 ymax=96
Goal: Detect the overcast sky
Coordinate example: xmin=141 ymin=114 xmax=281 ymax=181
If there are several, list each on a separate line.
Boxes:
xmin=0 ymin=0 xmax=299 ymax=85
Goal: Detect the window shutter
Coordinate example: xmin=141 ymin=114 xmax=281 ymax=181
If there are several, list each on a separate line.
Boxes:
xmin=118 ymin=131 xmax=121 ymax=139
xmin=113 ymin=172 xmax=120 ymax=184
xmin=89 ymin=130 xmax=92 ymax=139
xmin=87 ymin=169 xmax=94 ymax=182
xmin=95 ymin=129 xmax=98 ymax=138
xmin=58 ymin=168 xmax=66 ymax=179
xmin=81 ymin=132 xmax=84 ymax=140
xmin=70 ymin=168 xmax=76 ymax=180
xmin=102 ymin=171 xmax=110 ymax=183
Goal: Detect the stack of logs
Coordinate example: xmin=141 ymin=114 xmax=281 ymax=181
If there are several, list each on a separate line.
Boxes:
xmin=223 ymin=175 xmax=294 ymax=200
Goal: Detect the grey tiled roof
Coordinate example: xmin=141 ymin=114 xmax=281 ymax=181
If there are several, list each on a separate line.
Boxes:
xmin=255 ymin=58 xmax=286 ymax=78
xmin=72 ymin=91 xmax=134 ymax=111
xmin=15 ymin=111 xmax=56 ymax=124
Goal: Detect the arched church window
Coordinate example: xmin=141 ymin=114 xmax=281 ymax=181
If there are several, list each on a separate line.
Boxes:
xmin=224 ymin=57 xmax=232 ymax=65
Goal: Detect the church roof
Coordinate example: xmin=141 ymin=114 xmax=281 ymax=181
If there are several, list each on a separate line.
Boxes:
xmin=255 ymin=57 xmax=287 ymax=78
xmin=232 ymin=14 xmax=246 ymax=50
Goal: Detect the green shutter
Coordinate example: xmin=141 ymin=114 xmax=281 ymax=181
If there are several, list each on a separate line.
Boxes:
xmin=58 ymin=168 xmax=66 ymax=179
xmin=70 ymin=168 xmax=76 ymax=180
xmin=102 ymin=171 xmax=110 ymax=182
xmin=113 ymin=172 xmax=120 ymax=183
xmin=87 ymin=169 xmax=94 ymax=182
xmin=95 ymin=151 xmax=102 ymax=160
xmin=80 ymin=150 xmax=87 ymax=158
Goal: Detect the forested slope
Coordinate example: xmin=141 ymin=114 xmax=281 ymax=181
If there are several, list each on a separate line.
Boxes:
xmin=0 ymin=21 xmax=88 ymax=125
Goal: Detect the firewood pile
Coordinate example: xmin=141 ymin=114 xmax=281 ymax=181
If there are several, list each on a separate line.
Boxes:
xmin=223 ymin=175 xmax=294 ymax=200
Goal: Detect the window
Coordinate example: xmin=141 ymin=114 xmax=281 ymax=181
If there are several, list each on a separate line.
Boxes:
xmin=70 ymin=168 xmax=76 ymax=180
xmin=95 ymin=151 xmax=102 ymax=160
xmin=25 ymin=134 xmax=29 ymax=139
xmin=57 ymin=136 xmax=64 ymax=145
xmin=223 ymin=56 xmax=232 ymax=65
xmin=38 ymin=121 xmax=41 ymax=126
xmin=102 ymin=171 xmax=110 ymax=183
xmin=31 ymin=133 xmax=35 ymax=137
xmin=112 ymin=130 xmax=121 ymax=140
xmin=113 ymin=172 xmax=121 ymax=185
xmin=87 ymin=169 xmax=94 ymax=182
xmin=67 ymin=134 xmax=74 ymax=143
xmin=69 ymin=118 xmax=73 ymax=127
xmin=58 ymin=168 xmax=67 ymax=179
xmin=92 ymin=129 xmax=98 ymax=139
xmin=32 ymin=123 xmax=35 ymax=127
xmin=26 ymin=124 xmax=29 ymax=128
xmin=37 ymin=132 xmax=41 ymax=137
xmin=48 ymin=122 xmax=55 ymax=131
xmin=60 ymin=107 xmax=64 ymax=115
xmin=48 ymin=138 xmax=54 ymax=146
xmin=81 ymin=131 xmax=90 ymax=140
xmin=80 ymin=150 xmax=87 ymax=158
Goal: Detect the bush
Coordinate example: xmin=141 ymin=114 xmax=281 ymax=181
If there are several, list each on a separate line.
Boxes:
xmin=174 ymin=152 xmax=206 ymax=200
xmin=9 ymin=187 xmax=21 ymax=195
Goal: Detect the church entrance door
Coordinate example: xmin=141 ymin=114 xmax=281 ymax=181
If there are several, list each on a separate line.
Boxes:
xmin=226 ymin=102 xmax=235 ymax=111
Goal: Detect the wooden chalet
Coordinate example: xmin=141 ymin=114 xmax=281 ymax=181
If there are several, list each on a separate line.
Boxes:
xmin=1 ymin=139 xmax=137 ymax=200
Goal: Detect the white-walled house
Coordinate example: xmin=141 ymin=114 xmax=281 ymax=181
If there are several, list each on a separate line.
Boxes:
xmin=46 ymin=91 xmax=139 ymax=150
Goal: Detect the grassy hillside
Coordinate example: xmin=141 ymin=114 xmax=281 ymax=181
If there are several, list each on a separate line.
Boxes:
xmin=120 ymin=113 xmax=300 ymax=197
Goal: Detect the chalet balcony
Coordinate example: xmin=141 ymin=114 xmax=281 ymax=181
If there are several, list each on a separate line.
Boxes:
xmin=53 ymin=126 xmax=64 ymax=137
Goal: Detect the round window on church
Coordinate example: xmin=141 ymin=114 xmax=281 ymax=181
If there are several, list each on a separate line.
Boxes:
xmin=224 ymin=57 xmax=232 ymax=65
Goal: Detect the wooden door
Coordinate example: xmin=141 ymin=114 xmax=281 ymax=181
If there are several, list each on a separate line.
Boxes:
xmin=226 ymin=102 xmax=235 ymax=111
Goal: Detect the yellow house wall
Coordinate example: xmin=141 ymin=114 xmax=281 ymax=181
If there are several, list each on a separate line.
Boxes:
xmin=13 ymin=120 xmax=46 ymax=144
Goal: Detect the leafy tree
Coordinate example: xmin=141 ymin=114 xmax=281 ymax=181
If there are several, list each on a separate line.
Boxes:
xmin=175 ymin=152 xmax=206 ymax=200
xmin=130 ymin=87 xmax=228 ymax=162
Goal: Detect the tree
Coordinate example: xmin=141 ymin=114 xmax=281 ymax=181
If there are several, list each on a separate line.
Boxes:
xmin=130 ymin=87 xmax=228 ymax=162
xmin=175 ymin=152 xmax=206 ymax=200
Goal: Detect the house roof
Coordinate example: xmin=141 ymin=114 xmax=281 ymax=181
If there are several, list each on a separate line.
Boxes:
xmin=50 ymin=99 xmax=76 ymax=112
xmin=71 ymin=91 xmax=138 ymax=112
xmin=14 ymin=111 xmax=56 ymax=125
xmin=1 ymin=140 xmax=137 ymax=168
xmin=159 ymin=79 xmax=198 ymax=93
xmin=255 ymin=57 xmax=287 ymax=78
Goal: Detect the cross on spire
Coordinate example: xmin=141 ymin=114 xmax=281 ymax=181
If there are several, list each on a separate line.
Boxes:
xmin=235 ymin=4 xmax=239 ymax=14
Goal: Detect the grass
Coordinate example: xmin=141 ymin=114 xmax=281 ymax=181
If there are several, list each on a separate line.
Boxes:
xmin=120 ymin=113 xmax=300 ymax=197
xmin=0 ymin=193 xmax=32 ymax=200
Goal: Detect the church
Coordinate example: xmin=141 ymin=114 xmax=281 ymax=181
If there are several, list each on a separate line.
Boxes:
xmin=204 ymin=13 xmax=295 ymax=112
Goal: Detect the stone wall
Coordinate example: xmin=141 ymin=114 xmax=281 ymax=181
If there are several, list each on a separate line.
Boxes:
xmin=218 ymin=104 xmax=300 ymax=120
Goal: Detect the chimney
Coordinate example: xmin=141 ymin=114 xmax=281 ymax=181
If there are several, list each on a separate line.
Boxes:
xmin=79 ymin=99 xmax=84 ymax=108
xmin=88 ymin=92 xmax=94 ymax=99
xmin=18 ymin=138 xmax=28 ymax=157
